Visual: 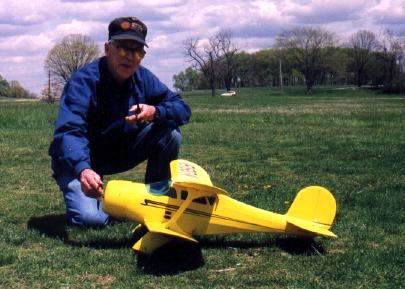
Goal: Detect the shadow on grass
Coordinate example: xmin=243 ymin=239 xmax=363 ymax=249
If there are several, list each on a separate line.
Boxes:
xmin=136 ymin=236 xmax=325 ymax=275
xmin=27 ymin=214 xmax=68 ymax=241
xmin=27 ymin=215 xmax=325 ymax=275
xmin=199 ymin=235 xmax=275 ymax=250
xmin=137 ymin=241 xmax=205 ymax=276
xmin=275 ymin=237 xmax=326 ymax=256
xmin=27 ymin=214 xmax=129 ymax=249
xmin=200 ymin=235 xmax=325 ymax=256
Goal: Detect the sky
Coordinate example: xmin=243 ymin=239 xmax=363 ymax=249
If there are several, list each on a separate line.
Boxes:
xmin=0 ymin=0 xmax=404 ymax=95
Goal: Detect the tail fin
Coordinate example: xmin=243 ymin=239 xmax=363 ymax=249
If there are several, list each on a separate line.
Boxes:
xmin=286 ymin=186 xmax=337 ymax=238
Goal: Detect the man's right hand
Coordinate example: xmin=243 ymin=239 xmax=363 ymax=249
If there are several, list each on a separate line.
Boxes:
xmin=80 ymin=168 xmax=104 ymax=199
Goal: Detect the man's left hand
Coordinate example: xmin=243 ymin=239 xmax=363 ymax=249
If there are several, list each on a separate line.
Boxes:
xmin=126 ymin=104 xmax=156 ymax=123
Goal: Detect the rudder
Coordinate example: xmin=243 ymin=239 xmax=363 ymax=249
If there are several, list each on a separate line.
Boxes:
xmin=286 ymin=186 xmax=336 ymax=227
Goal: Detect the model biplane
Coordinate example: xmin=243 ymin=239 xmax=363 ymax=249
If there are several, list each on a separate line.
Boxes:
xmin=102 ymin=160 xmax=337 ymax=254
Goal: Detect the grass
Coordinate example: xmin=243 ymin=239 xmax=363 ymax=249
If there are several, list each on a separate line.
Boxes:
xmin=0 ymin=87 xmax=404 ymax=288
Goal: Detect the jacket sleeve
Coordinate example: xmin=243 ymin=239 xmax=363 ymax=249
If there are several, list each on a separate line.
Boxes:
xmin=140 ymin=68 xmax=191 ymax=126
xmin=49 ymin=73 xmax=94 ymax=177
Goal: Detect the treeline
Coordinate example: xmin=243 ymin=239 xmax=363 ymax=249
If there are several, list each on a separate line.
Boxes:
xmin=174 ymin=28 xmax=405 ymax=94
xmin=0 ymin=75 xmax=36 ymax=98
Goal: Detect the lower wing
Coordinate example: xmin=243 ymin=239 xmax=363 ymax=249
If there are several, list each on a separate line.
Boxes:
xmin=132 ymin=221 xmax=198 ymax=254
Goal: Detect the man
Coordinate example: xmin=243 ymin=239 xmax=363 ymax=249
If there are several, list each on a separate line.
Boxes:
xmin=49 ymin=17 xmax=191 ymax=226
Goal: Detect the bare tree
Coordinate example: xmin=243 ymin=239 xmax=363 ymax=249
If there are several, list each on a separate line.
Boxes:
xmin=348 ymin=30 xmax=379 ymax=87
xmin=276 ymin=27 xmax=336 ymax=92
xmin=45 ymin=34 xmax=100 ymax=87
xmin=183 ymin=37 xmax=221 ymax=96
xmin=214 ymin=30 xmax=238 ymax=91
xmin=183 ymin=30 xmax=238 ymax=96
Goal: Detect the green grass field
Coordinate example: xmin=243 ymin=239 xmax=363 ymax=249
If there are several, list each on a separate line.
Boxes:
xmin=0 ymin=87 xmax=404 ymax=288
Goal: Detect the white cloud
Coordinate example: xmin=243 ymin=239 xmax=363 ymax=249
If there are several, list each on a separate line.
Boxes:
xmin=48 ymin=20 xmax=105 ymax=41
xmin=252 ymin=1 xmax=282 ymax=19
xmin=0 ymin=0 xmax=404 ymax=95
xmin=149 ymin=35 xmax=170 ymax=49
xmin=0 ymin=34 xmax=52 ymax=53
xmin=0 ymin=1 xmax=51 ymax=25
xmin=370 ymin=0 xmax=405 ymax=25
xmin=140 ymin=0 xmax=186 ymax=6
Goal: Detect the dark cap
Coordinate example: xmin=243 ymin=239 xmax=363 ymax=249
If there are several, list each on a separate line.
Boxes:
xmin=108 ymin=16 xmax=148 ymax=47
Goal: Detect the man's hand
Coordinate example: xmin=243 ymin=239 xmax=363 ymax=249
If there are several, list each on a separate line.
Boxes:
xmin=126 ymin=104 xmax=156 ymax=123
xmin=80 ymin=168 xmax=104 ymax=199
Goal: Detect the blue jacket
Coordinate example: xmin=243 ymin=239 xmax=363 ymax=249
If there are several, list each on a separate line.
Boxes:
xmin=49 ymin=57 xmax=191 ymax=178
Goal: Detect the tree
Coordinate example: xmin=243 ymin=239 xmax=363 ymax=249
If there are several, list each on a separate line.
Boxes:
xmin=183 ymin=30 xmax=238 ymax=96
xmin=0 ymin=75 xmax=10 ymax=97
xmin=8 ymin=80 xmax=32 ymax=98
xmin=233 ymin=52 xmax=251 ymax=87
xmin=325 ymin=47 xmax=350 ymax=86
xmin=173 ymin=67 xmax=201 ymax=91
xmin=276 ymin=27 xmax=336 ymax=92
xmin=214 ymin=30 xmax=238 ymax=91
xmin=172 ymin=71 xmax=187 ymax=92
xmin=347 ymin=30 xmax=379 ymax=87
xmin=40 ymin=80 xmax=63 ymax=103
xmin=45 ymin=34 xmax=100 ymax=87
xmin=183 ymin=37 xmax=220 ymax=96
xmin=378 ymin=29 xmax=405 ymax=92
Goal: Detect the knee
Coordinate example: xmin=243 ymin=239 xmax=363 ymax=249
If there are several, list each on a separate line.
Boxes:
xmin=168 ymin=129 xmax=182 ymax=148
xmin=156 ymin=128 xmax=182 ymax=153
xmin=67 ymin=207 xmax=109 ymax=227
xmin=161 ymin=129 xmax=182 ymax=158
xmin=63 ymin=179 xmax=109 ymax=227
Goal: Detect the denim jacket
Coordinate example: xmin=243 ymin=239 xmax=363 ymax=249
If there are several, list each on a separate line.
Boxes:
xmin=49 ymin=57 xmax=191 ymax=178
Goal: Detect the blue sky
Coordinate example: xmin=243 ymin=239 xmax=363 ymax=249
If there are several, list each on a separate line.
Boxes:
xmin=0 ymin=0 xmax=404 ymax=95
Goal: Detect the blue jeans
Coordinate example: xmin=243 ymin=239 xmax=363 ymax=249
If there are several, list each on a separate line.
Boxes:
xmin=56 ymin=122 xmax=182 ymax=226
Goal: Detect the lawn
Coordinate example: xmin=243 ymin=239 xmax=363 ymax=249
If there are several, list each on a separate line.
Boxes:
xmin=0 ymin=87 xmax=404 ymax=288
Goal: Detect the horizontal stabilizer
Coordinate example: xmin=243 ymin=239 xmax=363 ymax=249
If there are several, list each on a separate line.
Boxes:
xmin=287 ymin=216 xmax=337 ymax=238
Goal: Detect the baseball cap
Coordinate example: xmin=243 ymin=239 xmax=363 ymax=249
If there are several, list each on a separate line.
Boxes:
xmin=108 ymin=17 xmax=148 ymax=47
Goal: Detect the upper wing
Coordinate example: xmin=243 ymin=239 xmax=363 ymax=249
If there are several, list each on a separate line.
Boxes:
xmin=170 ymin=159 xmax=213 ymax=186
xmin=170 ymin=159 xmax=229 ymax=195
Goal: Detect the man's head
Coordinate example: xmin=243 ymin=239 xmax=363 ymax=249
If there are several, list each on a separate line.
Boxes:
xmin=105 ymin=17 xmax=148 ymax=84
xmin=108 ymin=17 xmax=148 ymax=47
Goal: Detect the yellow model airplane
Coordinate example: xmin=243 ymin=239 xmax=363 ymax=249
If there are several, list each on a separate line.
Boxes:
xmin=103 ymin=160 xmax=337 ymax=254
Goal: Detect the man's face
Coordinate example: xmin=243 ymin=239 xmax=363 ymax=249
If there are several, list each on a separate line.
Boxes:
xmin=105 ymin=40 xmax=146 ymax=84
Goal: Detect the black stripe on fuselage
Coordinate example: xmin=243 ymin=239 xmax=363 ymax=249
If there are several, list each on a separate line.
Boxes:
xmin=141 ymin=199 xmax=274 ymax=230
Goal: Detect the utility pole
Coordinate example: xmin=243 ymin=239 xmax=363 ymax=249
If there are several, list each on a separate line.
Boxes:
xmin=48 ymin=70 xmax=53 ymax=103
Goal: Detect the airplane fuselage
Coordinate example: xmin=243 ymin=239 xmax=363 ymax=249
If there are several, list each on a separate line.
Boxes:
xmin=104 ymin=181 xmax=293 ymax=237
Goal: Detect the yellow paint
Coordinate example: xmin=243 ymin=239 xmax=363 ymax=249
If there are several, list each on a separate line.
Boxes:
xmin=103 ymin=160 xmax=337 ymax=254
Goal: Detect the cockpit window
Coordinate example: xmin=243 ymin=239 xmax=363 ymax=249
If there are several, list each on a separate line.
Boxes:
xmin=192 ymin=196 xmax=207 ymax=204
xmin=147 ymin=180 xmax=176 ymax=198
xmin=181 ymin=190 xmax=188 ymax=200
xmin=207 ymin=196 xmax=216 ymax=205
